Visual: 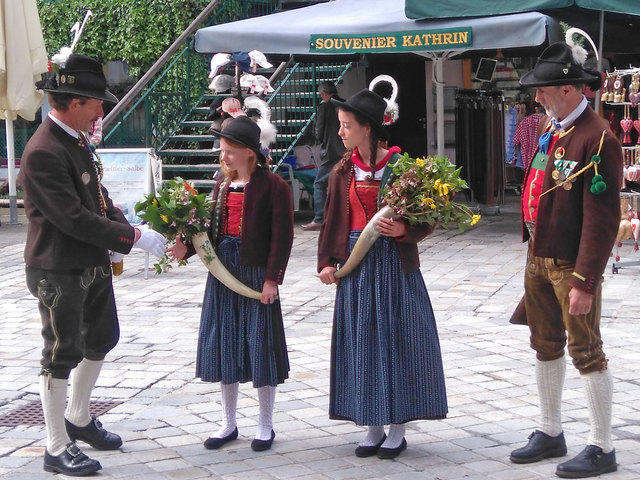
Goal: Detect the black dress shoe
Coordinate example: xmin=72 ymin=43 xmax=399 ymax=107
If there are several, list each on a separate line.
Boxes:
xmin=204 ymin=427 xmax=239 ymax=449
xmin=377 ymin=438 xmax=407 ymax=459
xmin=251 ymin=430 xmax=275 ymax=452
xmin=355 ymin=434 xmax=387 ymax=458
xmin=66 ymin=416 xmax=123 ymax=450
xmin=556 ymin=445 xmax=617 ymax=478
xmin=43 ymin=442 xmax=102 ymax=476
xmin=510 ymin=430 xmax=567 ymax=464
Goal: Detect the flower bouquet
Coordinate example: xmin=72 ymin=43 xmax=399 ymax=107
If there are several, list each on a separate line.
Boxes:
xmin=135 ymin=178 xmax=212 ymax=273
xmin=383 ymin=153 xmax=481 ymax=230
xmin=335 ymin=153 xmax=480 ymax=279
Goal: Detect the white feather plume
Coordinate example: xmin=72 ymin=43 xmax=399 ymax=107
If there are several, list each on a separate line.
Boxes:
xmin=51 ymin=46 xmax=74 ymax=68
xmin=368 ymin=74 xmax=399 ymax=125
xmin=565 ymin=27 xmax=598 ymax=66
xmin=243 ymin=96 xmax=277 ymax=148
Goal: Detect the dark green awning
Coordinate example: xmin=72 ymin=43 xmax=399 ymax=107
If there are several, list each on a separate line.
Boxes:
xmin=404 ymin=0 xmax=640 ymax=19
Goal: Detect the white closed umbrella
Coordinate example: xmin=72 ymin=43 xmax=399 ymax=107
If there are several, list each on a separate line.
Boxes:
xmin=0 ymin=0 xmax=48 ymax=224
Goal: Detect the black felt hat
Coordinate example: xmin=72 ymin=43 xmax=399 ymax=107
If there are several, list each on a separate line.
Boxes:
xmin=36 ymin=54 xmax=118 ymax=103
xmin=520 ymin=42 xmax=602 ymax=89
xmin=211 ymin=116 xmax=267 ymax=165
xmin=331 ymin=89 xmax=389 ymax=140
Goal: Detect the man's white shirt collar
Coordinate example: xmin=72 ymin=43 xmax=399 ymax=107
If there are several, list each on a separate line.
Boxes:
xmin=48 ymin=112 xmax=79 ymax=139
xmin=554 ymin=96 xmax=588 ymax=131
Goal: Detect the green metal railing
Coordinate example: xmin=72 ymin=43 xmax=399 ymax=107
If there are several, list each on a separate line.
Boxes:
xmin=267 ymin=62 xmax=353 ymax=165
xmin=103 ymin=0 xmax=281 ymax=149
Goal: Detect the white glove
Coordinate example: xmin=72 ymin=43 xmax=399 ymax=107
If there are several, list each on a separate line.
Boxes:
xmin=133 ymin=224 xmax=167 ymax=258
xmin=109 ymin=250 xmax=125 ymax=263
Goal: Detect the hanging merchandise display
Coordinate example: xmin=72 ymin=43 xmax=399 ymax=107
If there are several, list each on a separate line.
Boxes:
xmin=454 ymin=89 xmax=505 ymax=206
xmin=602 ymin=66 xmax=640 ymax=273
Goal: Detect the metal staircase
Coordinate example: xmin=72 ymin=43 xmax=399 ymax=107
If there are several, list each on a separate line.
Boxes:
xmin=155 ymin=61 xmax=353 ymax=191
xmin=100 ymin=0 xmax=352 ymax=200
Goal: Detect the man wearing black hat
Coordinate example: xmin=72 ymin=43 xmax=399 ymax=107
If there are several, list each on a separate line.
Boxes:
xmin=19 ymin=53 xmax=166 ymax=476
xmin=509 ymin=36 xmax=622 ymax=479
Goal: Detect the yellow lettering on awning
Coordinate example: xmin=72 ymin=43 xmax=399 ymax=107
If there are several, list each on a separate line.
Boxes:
xmin=315 ymin=38 xmax=324 ymax=49
xmin=387 ymin=36 xmax=396 ymax=48
xmin=402 ymin=35 xmax=414 ymax=47
xmin=431 ymin=33 xmax=442 ymax=45
xmin=458 ymin=31 xmax=469 ymax=44
xmin=443 ymin=33 xmax=453 ymax=45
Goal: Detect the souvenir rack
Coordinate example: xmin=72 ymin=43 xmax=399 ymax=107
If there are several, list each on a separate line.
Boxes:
xmin=612 ymin=145 xmax=640 ymax=274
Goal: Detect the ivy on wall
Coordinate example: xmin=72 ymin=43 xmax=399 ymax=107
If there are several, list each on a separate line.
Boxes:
xmin=36 ymin=0 xmax=228 ymax=78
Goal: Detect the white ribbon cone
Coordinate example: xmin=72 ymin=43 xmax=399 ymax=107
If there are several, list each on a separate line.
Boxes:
xmin=334 ymin=205 xmax=399 ymax=279
xmin=192 ymin=232 xmax=263 ymax=300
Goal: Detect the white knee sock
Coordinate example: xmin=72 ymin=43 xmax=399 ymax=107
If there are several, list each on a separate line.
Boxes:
xmin=536 ymin=357 xmax=565 ymax=437
xmin=381 ymin=423 xmax=405 ymax=449
xmin=359 ymin=425 xmax=385 ymax=447
xmin=256 ymin=385 xmax=276 ymax=440
xmin=212 ymin=382 xmax=238 ymax=439
xmin=65 ymin=359 xmax=103 ymax=427
xmin=40 ymin=375 xmax=71 ymax=455
xmin=583 ymin=368 xmax=614 ymax=453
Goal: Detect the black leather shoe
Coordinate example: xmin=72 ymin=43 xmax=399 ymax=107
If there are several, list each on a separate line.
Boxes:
xmin=510 ymin=430 xmax=567 ymax=464
xmin=355 ymin=434 xmax=387 ymax=458
xmin=43 ymin=442 xmax=102 ymax=476
xmin=65 ymin=416 xmax=123 ymax=450
xmin=556 ymin=445 xmax=617 ymax=478
xmin=251 ymin=430 xmax=275 ymax=452
xmin=377 ymin=438 xmax=407 ymax=459
xmin=204 ymin=427 xmax=238 ymax=449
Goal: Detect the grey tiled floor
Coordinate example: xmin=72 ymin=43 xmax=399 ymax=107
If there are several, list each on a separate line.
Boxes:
xmin=1 ymin=195 xmax=639 ymax=479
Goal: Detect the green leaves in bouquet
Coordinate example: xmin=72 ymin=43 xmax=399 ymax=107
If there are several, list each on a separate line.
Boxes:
xmin=383 ymin=153 xmax=481 ymax=230
xmin=135 ymin=178 xmax=213 ymax=273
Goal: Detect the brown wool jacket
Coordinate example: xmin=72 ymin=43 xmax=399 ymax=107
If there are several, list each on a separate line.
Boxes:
xmin=523 ymin=105 xmax=623 ymax=294
xmin=187 ymin=166 xmax=294 ymax=284
xmin=19 ymin=118 xmax=135 ymax=271
xmin=317 ymin=157 xmax=434 ymax=274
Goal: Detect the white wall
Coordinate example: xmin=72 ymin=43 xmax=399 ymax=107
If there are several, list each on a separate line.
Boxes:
xmin=425 ymin=58 xmax=464 ymax=162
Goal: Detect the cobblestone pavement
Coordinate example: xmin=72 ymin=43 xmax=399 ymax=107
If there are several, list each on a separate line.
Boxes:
xmin=1 ymin=196 xmax=640 ymax=479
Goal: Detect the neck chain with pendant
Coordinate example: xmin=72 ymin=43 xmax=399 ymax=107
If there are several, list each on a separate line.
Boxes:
xmin=78 ymin=131 xmax=107 ymax=215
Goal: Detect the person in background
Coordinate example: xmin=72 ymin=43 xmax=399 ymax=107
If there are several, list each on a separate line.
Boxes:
xmin=510 ymin=37 xmax=622 ymax=479
xmin=302 ymin=81 xmax=346 ymax=230
xmin=19 ymin=54 xmax=166 ymax=476
xmin=168 ymin=116 xmax=293 ymax=453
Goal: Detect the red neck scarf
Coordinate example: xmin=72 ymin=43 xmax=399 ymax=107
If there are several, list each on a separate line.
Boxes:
xmin=351 ymin=146 xmax=401 ymax=172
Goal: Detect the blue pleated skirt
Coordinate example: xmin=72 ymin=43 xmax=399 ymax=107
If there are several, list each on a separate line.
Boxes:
xmin=196 ymin=235 xmax=289 ymax=387
xmin=330 ymin=231 xmax=448 ymax=425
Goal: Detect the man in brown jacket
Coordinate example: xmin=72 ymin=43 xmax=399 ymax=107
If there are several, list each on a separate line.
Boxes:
xmin=19 ymin=54 xmax=166 ymax=476
xmin=509 ymin=38 xmax=622 ymax=479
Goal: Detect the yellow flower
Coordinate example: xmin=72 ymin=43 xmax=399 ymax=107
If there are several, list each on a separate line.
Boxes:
xmin=421 ymin=197 xmax=435 ymax=207
xmin=433 ymin=179 xmax=451 ymax=197
xmin=470 ymin=214 xmax=481 ymax=226
xmin=416 ymin=158 xmax=425 ymax=167
xmin=160 ymin=214 xmax=169 ymax=223
xmin=152 ymin=198 xmax=158 ymax=206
